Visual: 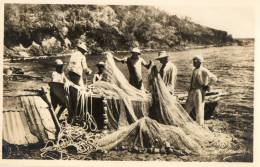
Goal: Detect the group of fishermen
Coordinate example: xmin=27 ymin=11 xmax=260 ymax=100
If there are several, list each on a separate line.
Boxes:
xmin=51 ymin=42 xmax=217 ymax=126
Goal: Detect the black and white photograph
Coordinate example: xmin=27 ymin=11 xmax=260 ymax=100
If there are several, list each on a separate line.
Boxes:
xmin=1 ymin=0 xmax=258 ymax=165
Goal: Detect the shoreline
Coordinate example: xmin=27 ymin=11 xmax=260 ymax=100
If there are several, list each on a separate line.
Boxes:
xmin=3 ymin=42 xmax=244 ymax=60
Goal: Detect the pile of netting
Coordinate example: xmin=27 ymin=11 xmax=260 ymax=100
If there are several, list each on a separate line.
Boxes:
xmin=40 ymin=121 xmax=105 ymax=160
xmin=93 ymin=52 xmax=233 ymax=154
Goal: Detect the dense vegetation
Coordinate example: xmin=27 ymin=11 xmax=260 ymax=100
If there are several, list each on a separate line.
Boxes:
xmin=4 ymin=4 xmax=233 ymax=54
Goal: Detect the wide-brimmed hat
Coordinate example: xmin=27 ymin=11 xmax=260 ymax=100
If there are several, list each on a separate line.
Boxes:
xmin=193 ymin=55 xmax=204 ymax=62
xmin=55 ymin=59 xmax=64 ymax=66
xmin=155 ymin=51 xmax=168 ymax=60
xmin=131 ymin=47 xmax=141 ymax=54
xmin=77 ymin=43 xmax=88 ymax=52
xmin=96 ymin=61 xmax=105 ymax=67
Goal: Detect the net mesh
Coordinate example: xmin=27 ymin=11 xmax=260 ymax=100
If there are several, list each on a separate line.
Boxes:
xmin=90 ymin=52 xmax=152 ymax=127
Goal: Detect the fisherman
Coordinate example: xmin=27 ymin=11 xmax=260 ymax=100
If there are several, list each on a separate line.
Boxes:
xmin=66 ymin=43 xmax=92 ymax=86
xmin=155 ymin=51 xmax=177 ymax=94
xmin=51 ymin=59 xmax=67 ymax=83
xmin=113 ymin=47 xmax=152 ymax=89
xmin=185 ymin=55 xmax=217 ymax=125
xmin=50 ymin=59 xmax=67 ymax=119
xmin=93 ymin=61 xmax=107 ymax=83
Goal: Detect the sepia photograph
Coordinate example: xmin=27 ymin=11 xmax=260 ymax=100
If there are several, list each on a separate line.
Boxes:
xmin=1 ymin=0 xmax=257 ymax=165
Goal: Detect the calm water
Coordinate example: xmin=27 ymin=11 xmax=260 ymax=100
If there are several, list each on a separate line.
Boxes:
xmin=3 ymin=45 xmax=254 ymax=161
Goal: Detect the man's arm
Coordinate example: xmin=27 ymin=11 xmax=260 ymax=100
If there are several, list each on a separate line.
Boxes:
xmin=201 ymin=68 xmax=217 ymax=91
xmin=82 ymin=56 xmax=92 ymax=75
xmin=114 ymin=56 xmax=127 ymax=63
xmin=204 ymin=69 xmax=217 ymax=86
xmin=141 ymin=58 xmax=153 ymax=69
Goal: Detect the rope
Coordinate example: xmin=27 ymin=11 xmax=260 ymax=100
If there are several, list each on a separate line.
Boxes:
xmin=63 ymin=82 xmax=97 ymax=132
xmin=40 ymin=121 xmax=104 ymax=160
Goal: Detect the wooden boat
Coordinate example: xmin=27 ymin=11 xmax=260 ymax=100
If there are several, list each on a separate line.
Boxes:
xmin=3 ymin=89 xmax=60 ymax=145
xmin=176 ymin=91 xmax=221 ymax=120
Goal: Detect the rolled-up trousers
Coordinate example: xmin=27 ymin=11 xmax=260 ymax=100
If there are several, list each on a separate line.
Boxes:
xmin=185 ymin=88 xmax=206 ymax=125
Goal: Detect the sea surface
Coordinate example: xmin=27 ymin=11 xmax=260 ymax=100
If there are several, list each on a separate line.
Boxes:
xmin=3 ymin=45 xmax=254 ymax=161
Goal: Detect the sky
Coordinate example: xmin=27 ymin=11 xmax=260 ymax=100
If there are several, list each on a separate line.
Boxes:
xmin=156 ymin=4 xmax=255 ymax=38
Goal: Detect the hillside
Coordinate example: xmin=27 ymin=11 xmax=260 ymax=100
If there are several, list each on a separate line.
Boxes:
xmin=4 ymin=4 xmax=233 ymax=55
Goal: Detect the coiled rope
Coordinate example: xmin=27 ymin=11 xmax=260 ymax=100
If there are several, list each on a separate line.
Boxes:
xmin=40 ymin=121 xmax=104 ymax=160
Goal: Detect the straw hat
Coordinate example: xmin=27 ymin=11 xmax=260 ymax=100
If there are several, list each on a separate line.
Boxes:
xmin=131 ymin=47 xmax=141 ymax=54
xmin=155 ymin=51 xmax=168 ymax=60
xmin=96 ymin=61 xmax=105 ymax=67
xmin=193 ymin=55 xmax=204 ymax=62
xmin=77 ymin=43 xmax=88 ymax=52
xmin=55 ymin=59 xmax=64 ymax=66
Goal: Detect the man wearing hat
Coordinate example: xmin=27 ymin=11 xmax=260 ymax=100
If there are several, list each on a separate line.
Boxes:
xmin=93 ymin=61 xmax=107 ymax=83
xmin=52 ymin=59 xmax=67 ymax=83
xmin=50 ymin=59 xmax=67 ymax=119
xmin=66 ymin=43 xmax=92 ymax=86
xmin=155 ymin=51 xmax=177 ymax=94
xmin=185 ymin=55 xmax=217 ymax=125
xmin=113 ymin=47 xmax=152 ymax=89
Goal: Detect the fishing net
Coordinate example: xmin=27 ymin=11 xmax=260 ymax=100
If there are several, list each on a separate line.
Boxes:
xmin=93 ymin=55 xmax=232 ymax=154
xmin=148 ymin=66 xmax=217 ymax=144
xmin=97 ymin=117 xmax=202 ymax=154
xmin=89 ymin=52 xmax=152 ymax=128
xmin=104 ymin=52 xmax=151 ymax=100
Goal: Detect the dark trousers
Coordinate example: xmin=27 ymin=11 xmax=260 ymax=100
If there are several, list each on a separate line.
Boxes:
xmin=50 ymin=89 xmax=66 ymax=120
xmin=68 ymin=71 xmax=81 ymax=86
xmin=129 ymin=78 xmax=143 ymax=89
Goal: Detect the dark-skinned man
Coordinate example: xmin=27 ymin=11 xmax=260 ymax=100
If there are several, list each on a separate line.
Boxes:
xmin=155 ymin=51 xmax=178 ymax=95
xmin=185 ymin=55 xmax=217 ymax=126
xmin=113 ymin=47 xmax=152 ymax=90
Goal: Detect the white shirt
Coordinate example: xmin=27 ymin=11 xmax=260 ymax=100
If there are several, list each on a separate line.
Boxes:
xmin=159 ymin=61 xmax=177 ymax=94
xmin=52 ymin=71 xmax=66 ymax=83
xmin=66 ymin=51 xmax=88 ymax=76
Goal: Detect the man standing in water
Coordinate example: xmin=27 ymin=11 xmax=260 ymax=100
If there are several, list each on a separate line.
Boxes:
xmin=155 ymin=51 xmax=177 ymax=94
xmin=185 ymin=55 xmax=217 ymax=125
xmin=113 ymin=47 xmax=152 ymax=89
xmin=67 ymin=43 xmax=92 ymax=86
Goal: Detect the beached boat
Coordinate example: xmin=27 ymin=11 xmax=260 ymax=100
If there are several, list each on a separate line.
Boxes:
xmin=3 ymin=90 xmax=60 ymax=145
